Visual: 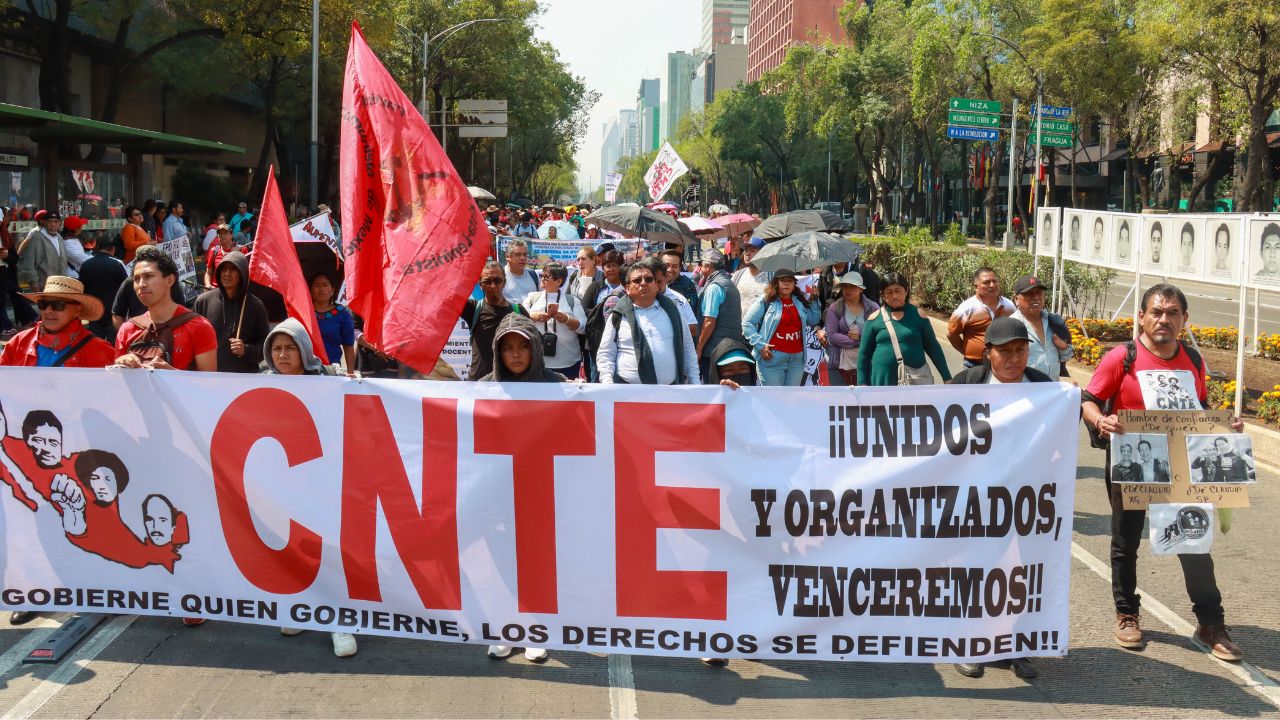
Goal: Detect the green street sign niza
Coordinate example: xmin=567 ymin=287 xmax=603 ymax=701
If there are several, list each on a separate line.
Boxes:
xmin=948 ymin=111 xmax=1001 ymax=128
xmin=950 ymin=97 xmax=1002 ymax=114
xmin=1034 ymin=119 xmax=1074 ymax=134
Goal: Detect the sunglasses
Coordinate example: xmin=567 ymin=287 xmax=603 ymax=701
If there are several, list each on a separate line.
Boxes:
xmin=479 ymin=277 xmax=505 ymax=286
xmin=38 ymin=299 xmax=80 ymax=311
xmin=629 ymin=276 xmax=656 ymax=285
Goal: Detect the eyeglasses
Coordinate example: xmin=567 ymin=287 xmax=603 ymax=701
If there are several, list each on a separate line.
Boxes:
xmin=629 ymin=276 xmax=656 ymax=285
xmin=38 ymin=300 xmax=80 ymax=311
xmin=479 ymin=277 xmax=505 ymax=286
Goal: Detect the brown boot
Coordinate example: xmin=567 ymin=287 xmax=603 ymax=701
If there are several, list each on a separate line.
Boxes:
xmin=1115 ymin=613 xmax=1144 ymax=649
xmin=1195 ymin=624 xmax=1243 ymax=661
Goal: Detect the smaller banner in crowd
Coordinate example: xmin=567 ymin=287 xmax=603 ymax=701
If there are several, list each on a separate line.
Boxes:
xmin=157 ymin=238 xmax=196 ymax=282
xmin=442 ymin=320 xmax=472 ymax=380
xmin=496 ymin=236 xmax=663 ymax=267
xmin=290 ymin=211 xmax=341 ymax=257
xmin=644 ymin=142 xmax=689 ymax=203
xmin=604 ymin=172 xmax=623 ymax=203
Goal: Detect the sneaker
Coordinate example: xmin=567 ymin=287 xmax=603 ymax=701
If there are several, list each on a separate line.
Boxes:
xmin=1195 ymin=624 xmax=1243 ymax=662
xmin=181 ymin=617 xmax=206 ymax=627
xmin=953 ymin=663 xmax=984 ymax=678
xmin=9 ymin=611 xmax=37 ymax=625
xmin=332 ymin=632 xmax=357 ymax=658
xmin=700 ymin=658 xmax=728 ymax=667
xmin=487 ymin=645 xmax=514 ymax=659
xmin=280 ymin=627 xmax=304 ymax=636
xmin=1115 ymin=613 xmax=1144 ymax=649
xmin=1009 ymin=657 xmax=1037 ymax=679
xmin=524 ymin=647 xmax=548 ymax=663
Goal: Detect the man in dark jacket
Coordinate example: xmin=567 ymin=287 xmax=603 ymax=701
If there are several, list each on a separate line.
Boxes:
xmin=77 ymin=233 xmax=129 ymax=341
xmin=192 ymin=251 xmax=269 ymax=373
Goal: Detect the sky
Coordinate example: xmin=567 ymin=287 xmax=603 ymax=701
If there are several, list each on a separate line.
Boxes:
xmin=535 ymin=0 xmax=701 ymax=196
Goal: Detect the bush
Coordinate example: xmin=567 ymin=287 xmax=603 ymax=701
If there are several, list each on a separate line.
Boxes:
xmin=1259 ymin=385 xmax=1280 ymax=425
xmin=942 ymin=223 xmax=966 ymax=247
xmin=1206 ymin=377 xmax=1237 ymax=412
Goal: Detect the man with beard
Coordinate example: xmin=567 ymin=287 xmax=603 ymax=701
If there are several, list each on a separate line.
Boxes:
xmin=59 ymin=450 xmax=182 ymax=571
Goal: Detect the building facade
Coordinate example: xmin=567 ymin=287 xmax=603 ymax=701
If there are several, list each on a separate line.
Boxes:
xmin=636 ymin=79 xmax=661 ymax=154
xmin=747 ymin=0 xmax=849 ymax=82
xmin=701 ymin=0 xmax=751 ymax=55
xmin=665 ymin=51 xmax=701 ymax=143
xmin=619 ymin=108 xmax=639 ymax=158
xmin=600 ymin=118 xmax=622 ymax=186
xmin=691 ymin=43 xmax=749 ymax=114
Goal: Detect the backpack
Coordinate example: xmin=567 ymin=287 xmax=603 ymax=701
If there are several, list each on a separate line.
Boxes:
xmin=127 ymin=311 xmax=200 ymax=369
xmin=1084 ymin=339 xmax=1204 ymax=450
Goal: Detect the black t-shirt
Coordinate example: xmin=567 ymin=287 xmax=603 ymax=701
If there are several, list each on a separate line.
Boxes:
xmin=79 ymin=252 xmax=129 ymax=316
xmin=462 ymin=298 xmax=522 ymax=380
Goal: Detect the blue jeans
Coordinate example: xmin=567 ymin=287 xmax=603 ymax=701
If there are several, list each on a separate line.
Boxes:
xmin=758 ymin=350 xmax=805 ymax=386
xmin=549 ymin=361 xmax=581 ymax=380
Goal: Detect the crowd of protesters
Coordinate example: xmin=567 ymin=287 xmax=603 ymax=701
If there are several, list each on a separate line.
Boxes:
xmin=0 ymin=199 xmax=1253 ymax=673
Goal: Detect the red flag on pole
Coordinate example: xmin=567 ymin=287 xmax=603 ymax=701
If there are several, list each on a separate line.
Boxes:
xmin=250 ymin=165 xmax=329 ymax=363
xmin=339 ymin=22 xmax=491 ymax=372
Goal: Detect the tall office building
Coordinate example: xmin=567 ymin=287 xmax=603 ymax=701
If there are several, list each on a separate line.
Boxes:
xmin=666 ymin=51 xmax=701 ymax=142
xmin=701 ymin=0 xmax=750 ymax=54
xmin=747 ymin=0 xmax=850 ymax=82
xmin=600 ymin=118 xmax=622 ymax=186
xmin=636 ymin=79 xmax=661 ymax=154
xmin=619 ymin=108 xmax=639 ymax=158
xmin=691 ymin=42 xmax=748 ymax=113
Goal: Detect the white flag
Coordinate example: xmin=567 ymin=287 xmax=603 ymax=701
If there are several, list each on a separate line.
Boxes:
xmin=643 ymin=142 xmax=689 ymax=202
xmin=289 ymin=211 xmax=341 ymax=256
xmin=604 ymin=172 xmax=623 ymax=203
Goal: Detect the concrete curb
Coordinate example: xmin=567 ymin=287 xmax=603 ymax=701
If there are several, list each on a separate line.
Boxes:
xmin=924 ymin=315 xmax=1280 ymax=468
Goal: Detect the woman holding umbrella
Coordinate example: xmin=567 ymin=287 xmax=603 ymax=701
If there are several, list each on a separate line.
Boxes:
xmin=741 ymin=268 xmax=821 ymax=386
xmin=857 ymin=273 xmax=951 ymax=386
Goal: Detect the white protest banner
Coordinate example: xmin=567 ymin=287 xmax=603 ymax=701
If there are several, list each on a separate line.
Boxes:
xmin=604 ymin=172 xmax=623 ymax=203
xmin=291 ymin=211 xmax=341 ymax=257
xmin=644 ymin=142 xmax=689 ymax=203
xmin=0 ymin=371 xmax=1078 ymax=662
xmin=443 ymin=319 xmax=472 ymax=380
xmin=157 ymin=238 xmax=197 ymax=282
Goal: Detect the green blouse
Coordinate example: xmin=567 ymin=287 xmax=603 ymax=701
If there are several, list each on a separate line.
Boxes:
xmin=856 ymin=302 xmax=953 ymax=386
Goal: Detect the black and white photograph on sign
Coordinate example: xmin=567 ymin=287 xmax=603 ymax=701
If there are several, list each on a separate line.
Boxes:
xmin=1142 ymin=218 xmax=1170 ymax=274
xmin=1246 ymin=219 xmax=1280 ymax=288
xmin=1187 ymin=434 xmax=1257 ymax=484
xmin=1149 ymin=503 xmax=1214 ymax=555
xmin=1111 ymin=433 xmax=1171 ymax=484
xmin=1088 ymin=213 xmax=1109 ymax=263
xmin=1110 ymin=216 xmax=1137 ymax=270
xmin=1063 ymin=211 xmax=1084 ymax=260
xmin=1136 ymin=368 xmax=1203 ymax=411
xmin=1037 ymin=208 xmax=1057 ymax=258
xmin=1203 ymin=220 xmax=1240 ymax=283
xmin=1170 ymin=217 xmax=1204 ymax=281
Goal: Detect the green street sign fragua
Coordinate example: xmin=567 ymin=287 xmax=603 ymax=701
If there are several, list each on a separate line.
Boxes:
xmin=948 ymin=111 xmax=1001 ymax=127
xmin=950 ymin=97 xmax=1002 ymax=113
xmin=1032 ymin=134 xmax=1073 ymax=148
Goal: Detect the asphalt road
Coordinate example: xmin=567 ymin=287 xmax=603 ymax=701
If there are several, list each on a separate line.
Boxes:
xmin=1096 ymin=272 xmax=1280 ymax=338
xmin=2 ymin=342 xmax=1279 ymax=718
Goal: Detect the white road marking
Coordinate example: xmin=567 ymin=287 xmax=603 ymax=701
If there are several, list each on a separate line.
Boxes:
xmin=0 ymin=614 xmax=71 ymax=680
xmin=1071 ymin=542 xmax=1280 ymax=709
xmin=1 ymin=614 xmax=136 ymax=720
xmin=607 ymin=653 xmax=638 ymax=720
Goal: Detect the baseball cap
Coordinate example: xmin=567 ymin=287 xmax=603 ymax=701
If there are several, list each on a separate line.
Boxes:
xmin=716 ymin=349 xmax=755 ymax=366
xmin=702 ymin=249 xmax=725 ymax=269
xmin=746 ymin=237 xmax=765 ymax=249
xmin=773 ymin=267 xmax=797 ymax=281
xmin=1014 ymin=274 xmax=1048 ymax=295
xmin=62 ymin=216 xmax=88 ymax=233
xmin=985 ymin=316 xmax=1030 ymax=346
xmin=43 ymin=210 xmax=62 ymax=220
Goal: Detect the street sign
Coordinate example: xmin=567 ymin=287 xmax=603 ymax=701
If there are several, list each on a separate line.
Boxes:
xmin=948 ymin=111 xmax=1001 ymax=128
xmin=1032 ymin=134 xmax=1073 ymax=148
xmin=950 ymin=97 xmax=1002 ymax=113
xmin=457 ymin=99 xmax=507 ymax=113
xmin=1035 ymin=119 xmax=1073 ymax=134
xmin=457 ymin=111 xmax=508 ymax=126
xmin=458 ymin=125 xmax=508 ymax=138
xmin=947 ymin=126 xmax=1000 ymax=142
xmin=1030 ymin=104 xmax=1071 ymax=119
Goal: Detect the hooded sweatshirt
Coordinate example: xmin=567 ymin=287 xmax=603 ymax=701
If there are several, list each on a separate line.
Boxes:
xmin=192 ymin=251 xmax=270 ymax=373
xmin=705 ymin=336 xmax=758 ymax=386
xmin=263 ymin=317 xmax=340 ymax=376
xmin=478 ymin=314 xmax=568 ymax=383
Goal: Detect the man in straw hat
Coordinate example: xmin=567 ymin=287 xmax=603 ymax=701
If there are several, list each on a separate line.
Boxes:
xmin=0 ymin=275 xmax=117 ymax=367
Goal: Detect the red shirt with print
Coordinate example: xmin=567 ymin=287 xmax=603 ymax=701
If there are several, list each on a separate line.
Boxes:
xmin=1085 ymin=339 xmax=1207 ymax=412
xmin=114 ymin=306 xmax=218 ymax=370
xmin=771 ymin=298 xmax=804 ymax=354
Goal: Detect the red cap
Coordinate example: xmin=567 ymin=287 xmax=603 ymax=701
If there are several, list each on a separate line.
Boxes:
xmin=62 ymin=216 xmax=88 ymax=233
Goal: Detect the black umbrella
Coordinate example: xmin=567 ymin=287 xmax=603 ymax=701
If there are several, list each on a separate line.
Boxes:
xmin=755 ymin=209 xmax=850 ymax=240
xmin=749 ymin=231 xmax=862 ymax=272
xmin=584 ymin=205 xmax=697 ymax=245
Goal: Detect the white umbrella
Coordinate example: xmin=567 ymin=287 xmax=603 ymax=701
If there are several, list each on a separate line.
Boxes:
xmin=467 ymin=186 xmax=496 ymax=201
xmin=537 ymin=220 xmax=580 ymax=240
xmin=708 ymin=203 xmax=731 ymax=215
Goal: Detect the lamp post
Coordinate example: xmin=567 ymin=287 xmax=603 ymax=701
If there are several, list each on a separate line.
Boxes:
xmin=309 ymin=0 xmax=319 ymax=209
xmin=424 ymin=18 xmax=513 ymax=153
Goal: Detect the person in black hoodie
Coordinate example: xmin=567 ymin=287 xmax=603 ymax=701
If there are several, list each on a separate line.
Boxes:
xmin=192 ymin=251 xmax=269 ymax=373
xmin=704 ymin=336 xmax=758 ymax=388
xmin=478 ymin=313 xmax=569 ymax=384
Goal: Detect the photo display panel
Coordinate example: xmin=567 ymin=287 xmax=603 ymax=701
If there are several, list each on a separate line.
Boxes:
xmin=1141 ymin=215 xmax=1171 ymax=276
xmin=1062 ymin=210 xmax=1085 ymax=261
xmin=1083 ymin=210 xmax=1111 ymax=266
xmin=1246 ymin=215 xmax=1280 ymax=289
xmin=1108 ymin=213 xmax=1140 ymax=271
xmin=1036 ymin=207 xmax=1061 ymax=259
xmin=1168 ymin=215 xmax=1206 ymax=282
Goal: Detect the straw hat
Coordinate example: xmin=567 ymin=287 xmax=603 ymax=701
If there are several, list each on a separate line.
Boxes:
xmin=23 ymin=276 xmax=104 ymax=321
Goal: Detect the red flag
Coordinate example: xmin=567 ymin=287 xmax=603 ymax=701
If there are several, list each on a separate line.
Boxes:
xmin=339 ymin=22 xmax=491 ymax=372
xmin=250 ymin=165 xmax=329 ymax=363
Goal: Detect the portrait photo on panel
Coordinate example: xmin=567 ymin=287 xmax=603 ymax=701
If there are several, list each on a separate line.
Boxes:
xmin=1205 ymin=220 xmax=1239 ymax=282
xmin=1111 ymin=216 xmax=1137 ymax=270
xmin=1111 ymin=433 xmax=1171 ymax=484
xmin=1247 ymin=219 xmax=1280 ymax=286
xmin=1186 ymin=434 xmax=1256 ymax=484
xmin=1170 ymin=218 xmax=1205 ymax=280
xmin=1063 ymin=211 xmax=1084 ymax=260
xmin=1088 ymin=214 xmax=1109 ymax=262
xmin=1038 ymin=209 xmax=1057 ymax=257
xmin=1142 ymin=218 xmax=1170 ymax=273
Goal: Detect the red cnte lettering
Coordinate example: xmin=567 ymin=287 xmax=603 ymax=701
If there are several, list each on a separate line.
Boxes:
xmin=474 ymin=400 xmax=596 ymax=613
xmin=614 ymin=402 xmax=726 ymax=620
xmin=212 ymin=388 xmax=322 ymax=594
xmin=341 ymin=396 xmax=461 ymax=610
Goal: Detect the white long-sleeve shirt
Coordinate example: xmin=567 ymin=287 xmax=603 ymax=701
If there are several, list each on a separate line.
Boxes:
xmin=597 ymin=301 xmax=701 ymax=385
xmin=62 ymin=238 xmax=91 ymax=278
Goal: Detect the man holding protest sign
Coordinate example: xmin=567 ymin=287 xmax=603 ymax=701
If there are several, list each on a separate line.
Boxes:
xmin=1082 ymin=283 xmax=1245 ymax=661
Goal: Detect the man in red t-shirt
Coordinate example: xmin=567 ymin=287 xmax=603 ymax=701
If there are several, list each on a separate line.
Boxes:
xmin=1082 ymin=283 xmax=1245 ymax=662
xmin=113 ymin=246 xmax=217 ymax=372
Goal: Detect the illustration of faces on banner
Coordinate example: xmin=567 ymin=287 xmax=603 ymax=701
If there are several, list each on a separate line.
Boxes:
xmin=1199 ymin=220 xmax=1240 ymax=283
xmin=1037 ymin=208 xmax=1059 ymax=258
xmin=1110 ymin=433 xmax=1171 ymax=485
xmin=1186 ymin=434 xmax=1257 ymax=485
xmin=1142 ymin=217 xmax=1171 ymax=275
xmin=1109 ymin=215 xmax=1138 ymax=271
xmin=1062 ymin=211 xmax=1084 ymax=260
xmin=1086 ymin=212 xmax=1110 ymax=263
xmin=1169 ymin=217 xmax=1204 ymax=281
xmin=1247 ymin=218 xmax=1280 ymax=288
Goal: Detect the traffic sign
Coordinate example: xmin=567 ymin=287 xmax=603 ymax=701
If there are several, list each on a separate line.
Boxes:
xmin=1034 ymin=119 xmax=1073 ymax=134
xmin=457 ymin=99 xmax=507 ymax=113
xmin=1030 ymin=104 xmax=1071 ymax=119
xmin=950 ymin=97 xmax=1002 ymax=114
xmin=1032 ymin=134 xmax=1072 ymax=148
xmin=948 ymin=111 xmax=1001 ymax=128
xmin=948 ymin=126 xmax=1000 ymax=142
